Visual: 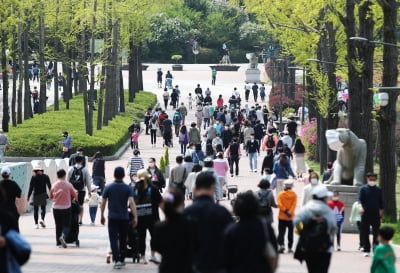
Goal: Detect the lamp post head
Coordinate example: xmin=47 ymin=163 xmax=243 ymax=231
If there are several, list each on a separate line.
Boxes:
xmin=349 ymin=37 xmax=369 ymax=42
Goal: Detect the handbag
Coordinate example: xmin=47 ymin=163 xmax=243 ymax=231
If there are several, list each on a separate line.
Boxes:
xmin=4 ymin=229 xmax=32 ymax=265
xmin=260 ymin=219 xmax=278 ymax=273
xmin=62 ymin=146 xmax=69 ymax=152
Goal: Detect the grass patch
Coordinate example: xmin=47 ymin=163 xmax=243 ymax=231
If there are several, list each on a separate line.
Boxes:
xmin=306 ymin=159 xmax=321 ymax=174
xmin=381 ymin=223 xmax=400 ymax=244
xmin=7 ymin=91 xmax=156 ymax=157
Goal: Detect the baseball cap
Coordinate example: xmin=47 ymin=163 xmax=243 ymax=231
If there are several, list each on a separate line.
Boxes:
xmin=311 ymin=185 xmax=333 ymax=198
xmin=1 ymin=166 xmax=11 ymax=176
xmin=114 ymin=167 xmax=125 ymax=178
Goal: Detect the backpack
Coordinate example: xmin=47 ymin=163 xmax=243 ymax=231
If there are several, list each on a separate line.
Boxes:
xmin=70 ymin=166 xmax=85 ymax=190
xmin=257 ymin=190 xmax=272 ymax=216
xmin=173 ymin=113 xmax=181 ymax=123
xmin=298 ymin=217 xmax=331 ymax=255
xmin=266 ymin=135 xmax=274 ymax=148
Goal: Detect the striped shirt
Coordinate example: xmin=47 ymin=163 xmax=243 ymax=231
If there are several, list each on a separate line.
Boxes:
xmin=128 ymin=156 xmax=144 ymax=175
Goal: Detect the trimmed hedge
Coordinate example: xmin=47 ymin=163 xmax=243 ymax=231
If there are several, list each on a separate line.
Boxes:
xmin=7 ymin=91 xmax=157 ymax=157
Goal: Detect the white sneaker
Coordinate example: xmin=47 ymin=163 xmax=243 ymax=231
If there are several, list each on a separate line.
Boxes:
xmin=113 ymin=261 xmax=123 ymax=269
xmin=363 ymin=252 xmax=370 ymax=257
xmin=39 ymin=220 xmax=46 ymax=228
xmin=149 ymin=255 xmax=160 ymax=265
xmin=139 ymin=257 xmax=148 ymax=265
xmin=34 ymin=224 xmax=39 ymax=229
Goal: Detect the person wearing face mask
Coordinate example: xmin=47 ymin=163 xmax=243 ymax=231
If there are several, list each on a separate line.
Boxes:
xmin=211 ymin=133 xmax=223 ymax=151
xmin=302 ymin=172 xmax=320 ymax=206
xmin=147 ymin=158 xmax=166 ymax=193
xmin=358 ymin=172 xmax=383 ymax=257
xmin=245 ymin=133 xmax=260 ymax=172
xmin=328 ymin=191 xmax=345 ymax=251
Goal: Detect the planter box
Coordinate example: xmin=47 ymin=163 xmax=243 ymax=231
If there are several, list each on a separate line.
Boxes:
xmin=210 ymin=65 xmax=240 ymax=71
xmin=172 ymin=64 xmax=183 ymax=71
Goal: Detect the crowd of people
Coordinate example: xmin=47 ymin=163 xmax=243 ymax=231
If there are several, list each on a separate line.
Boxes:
xmin=0 ymin=79 xmax=396 ymax=273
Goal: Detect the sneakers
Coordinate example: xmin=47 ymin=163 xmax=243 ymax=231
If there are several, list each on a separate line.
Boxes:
xmin=59 ymin=235 xmax=67 ymax=248
xmin=363 ymin=252 xmax=370 ymax=257
xmin=39 ymin=220 xmax=46 ymax=228
xmin=34 ymin=224 xmax=39 ymax=229
xmin=278 ymin=245 xmax=285 ymax=254
xmin=337 ymin=246 xmax=341 ymax=251
xmin=149 ymin=255 xmax=160 ymax=265
xmin=139 ymin=257 xmax=148 ymax=265
xmin=113 ymin=261 xmax=124 ymax=269
xmin=288 ymin=248 xmax=293 ymax=253
xmin=106 ymin=254 xmax=111 ymax=264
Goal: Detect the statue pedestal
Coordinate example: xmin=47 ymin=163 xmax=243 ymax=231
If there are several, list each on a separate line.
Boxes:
xmin=326 ymin=185 xmax=360 ymax=233
xmin=245 ymin=68 xmax=261 ymax=83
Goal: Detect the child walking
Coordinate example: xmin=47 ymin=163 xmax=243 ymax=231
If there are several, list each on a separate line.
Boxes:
xmin=88 ymin=185 xmax=101 ymax=225
xmin=328 ymin=191 xmax=345 ymax=251
xmin=188 ymin=93 xmax=194 ymax=109
xmin=131 ymin=129 xmax=139 ymax=150
xmin=371 ymin=226 xmax=396 ymax=273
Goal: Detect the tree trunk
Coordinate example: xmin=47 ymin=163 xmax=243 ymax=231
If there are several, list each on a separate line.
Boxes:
xmin=11 ymin=29 xmax=17 ymax=127
xmin=97 ymin=64 xmax=105 ymax=130
xmin=1 ymin=33 xmax=10 ymax=132
xmin=53 ymin=1 xmax=60 ymax=111
xmin=132 ymin=45 xmax=139 ymax=96
xmin=377 ymin=0 xmax=398 ymax=222
xmin=87 ymin=0 xmax=97 ymax=136
xmin=128 ymin=39 xmax=135 ymax=102
xmin=119 ymin=69 xmax=125 ymax=112
xmin=23 ymin=16 xmax=32 ymax=119
xmin=137 ymin=43 xmax=143 ymax=91
xmin=39 ymin=13 xmax=46 ymax=114
xmin=79 ymin=25 xmax=89 ymax=135
xmin=17 ymin=24 xmax=23 ymax=124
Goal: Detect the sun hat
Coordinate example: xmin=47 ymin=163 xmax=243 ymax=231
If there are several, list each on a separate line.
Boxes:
xmin=312 ymin=185 xmax=333 ymax=198
xmin=1 ymin=166 xmax=11 ymax=175
xmin=136 ymin=169 xmax=151 ymax=181
xmin=32 ymin=162 xmax=44 ymax=171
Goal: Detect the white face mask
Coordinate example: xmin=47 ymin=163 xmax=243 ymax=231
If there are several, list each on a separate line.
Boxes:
xmin=332 ymin=196 xmax=339 ymax=201
xmin=310 ymin=178 xmax=318 ymax=185
xmin=367 ymin=180 xmax=376 ymax=187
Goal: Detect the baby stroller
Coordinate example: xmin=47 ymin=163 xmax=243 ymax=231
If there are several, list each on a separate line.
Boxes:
xmin=126 ymin=213 xmax=140 ymax=263
xmin=65 ymin=200 xmax=81 ymax=247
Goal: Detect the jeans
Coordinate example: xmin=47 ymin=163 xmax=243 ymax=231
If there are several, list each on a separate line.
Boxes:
xmin=277 ymin=219 xmax=293 ymax=249
xmin=174 ymin=124 xmax=180 ymax=137
xmin=248 ymin=152 xmax=258 ymax=170
xmin=305 ymin=252 xmax=331 ymax=273
xmin=229 ymin=157 xmax=239 ymax=176
xmin=216 ymin=177 xmax=226 ymax=200
xmin=137 ymin=216 xmax=155 ymax=256
xmin=335 ymin=222 xmax=343 ymax=247
xmin=34 ymin=205 xmax=46 ymax=224
xmin=92 ymin=176 xmax=105 ymax=195
xmin=360 ymin=211 xmax=380 ymax=252
xmin=203 ymin=118 xmax=210 ymax=129
xmin=150 ymin=129 xmax=157 ymax=144
xmin=89 ymin=206 xmax=98 ymax=223
xmin=180 ymin=143 xmax=187 ymax=155
xmin=108 ymin=219 xmax=128 ymax=263
xmin=53 ymin=208 xmax=71 ymax=245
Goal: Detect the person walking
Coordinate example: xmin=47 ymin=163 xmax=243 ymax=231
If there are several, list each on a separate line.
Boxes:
xmin=147 ymin=158 xmax=166 ymax=192
xmin=244 ymin=82 xmax=251 ymax=102
xmin=60 ymin=131 xmax=72 ymax=159
xmin=211 ymin=68 xmax=217 ymax=85
xmin=260 ymin=83 xmax=266 ymax=102
xmin=67 ymin=155 xmax=92 ymax=224
xmin=328 ymin=191 xmax=345 ymax=251
xmin=0 ymin=130 xmax=10 ymax=163
xmin=172 ymin=109 xmax=183 ymax=137
xmin=169 ymin=155 xmax=188 ymax=194
xmin=150 ymin=116 xmax=158 ymax=147
xmin=101 ymin=167 xmax=138 ymax=269
xmin=0 ymin=167 xmax=22 ymax=231
xmin=153 ymin=187 xmax=196 ymax=273
xmin=179 ymin=125 xmax=189 ymax=155
xmin=213 ymin=152 xmax=229 ymax=198
xmin=157 ymin=68 xmax=163 ymax=88
xmin=195 ymin=107 xmax=204 ymax=130
xmin=191 ymin=144 xmax=205 ymax=165
xmin=223 ymin=191 xmax=278 ymax=273
xmin=294 ymin=185 xmax=337 ymax=273
xmin=292 ymin=138 xmax=307 ymax=178
xmin=255 ymin=178 xmax=277 ymax=225
xmin=27 ymin=163 xmax=51 ymax=229
xmin=358 ymin=172 xmax=383 ymax=257
xmin=350 ymin=200 xmax=363 ymax=251
xmin=202 ymin=103 xmax=211 ymax=130
xmin=273 ymin=153 xmax=296 ymax=194
xmin=92 ymin=151 xmax=106 ymax=194
xmin=183 ymin=172 xmax=233 ymax=273
xmin=88 ymin=185 xmax=101 ymax=225
xmin=188 ymin=122 xmax=201 ymax=145
xmin=245 ymin=133 xmax=260 ymax=172
xmin=162 ymin=88 xmax=169 ymax=109
xmin=370 ymin=226 xmax=396 ymax=273
xmin=144 ymin=108 xmax=152 ymax=135
xmin=132 ymin=169 xmax=162 ymax=265
xmin=127 ymin=149 xmax=144 ymax=181
xmin=50 ymin=169 xmax=78 ymax=248
xmin=252 ymin=82 xmax=259 ymax=102
xmin=277 ymin=179 xmax=297 ymax=253
xmin=69 ymin=147 xmax=86 ymax=167
xmin=178 ymin=102 xmax=188 ymax=125
xmin=225 ymin=138 xmax=241 ymax=177
xmin=302 ymin=172 xmax=321 ymax=205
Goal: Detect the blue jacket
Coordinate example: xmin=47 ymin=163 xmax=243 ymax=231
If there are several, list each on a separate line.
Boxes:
xmin=273 ymin=161 xmax=295 ymax=179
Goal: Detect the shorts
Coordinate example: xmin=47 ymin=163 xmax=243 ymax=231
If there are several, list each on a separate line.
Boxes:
xmin=77 ymin=191 xmax=86 ymax=206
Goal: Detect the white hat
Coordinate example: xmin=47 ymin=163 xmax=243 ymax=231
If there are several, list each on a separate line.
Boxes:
xmin=312 ymin=185 xmax=333 ymax=198
xmin=32 ymin=162 xmax=44 ymax=171
xmin=90 ymin=184 xmax=99 ymax=192
xmin=284 ymin=179 xmax=294 ymax=186
xmin=1 ymin=166 xmax=11 ymax=175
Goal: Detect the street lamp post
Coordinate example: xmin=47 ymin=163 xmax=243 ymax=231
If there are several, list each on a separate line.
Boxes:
xmin=288 ymin=66 xmax=306 ymax=124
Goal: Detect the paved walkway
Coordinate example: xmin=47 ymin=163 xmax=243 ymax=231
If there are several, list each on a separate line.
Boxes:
xmin=21 ymin=64 xmax=400 ymax=272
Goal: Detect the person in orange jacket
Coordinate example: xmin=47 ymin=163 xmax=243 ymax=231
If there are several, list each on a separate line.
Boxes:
xmin=277 ymin=179 xmax=297 ymax=253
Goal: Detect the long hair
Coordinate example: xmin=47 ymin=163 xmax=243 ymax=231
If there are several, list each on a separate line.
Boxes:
xmin=180 ymin=125 xmax=187 ymax=134
xmin=161 ymin=187 xmax=184 ymax=219
xmin=294 ymin=139 xmax=306 ymax=153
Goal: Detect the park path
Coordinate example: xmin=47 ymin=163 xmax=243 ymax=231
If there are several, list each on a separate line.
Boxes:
xmin=21 ymin=64 xmax=400 ymax=273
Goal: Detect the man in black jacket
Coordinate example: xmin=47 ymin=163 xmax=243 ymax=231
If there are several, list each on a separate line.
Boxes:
xmin=246 ymin=133 xmax=260 ymax=172
xmin=183 ymin=172 xmax=233 ymax=273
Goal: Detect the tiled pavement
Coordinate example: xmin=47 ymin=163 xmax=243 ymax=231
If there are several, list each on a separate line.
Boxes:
xmin=21 ymin=64 xmax=400 ymax=272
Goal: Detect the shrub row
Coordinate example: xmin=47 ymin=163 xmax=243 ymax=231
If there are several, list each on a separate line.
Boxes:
xmin=6 ymin=91 xmax=157 ymax=157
